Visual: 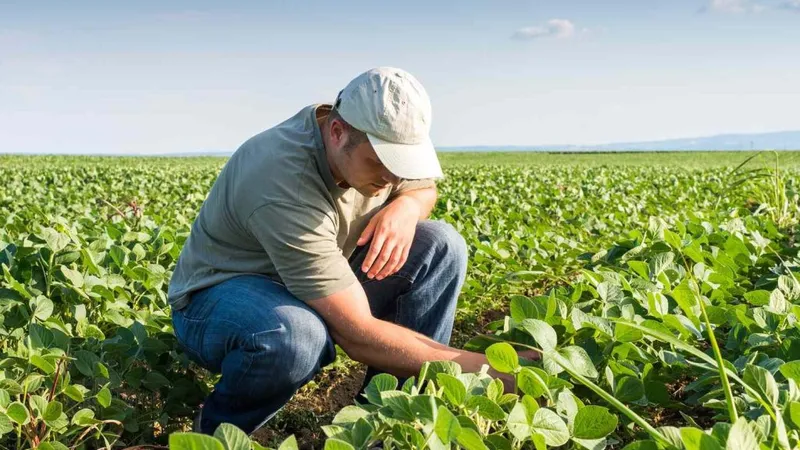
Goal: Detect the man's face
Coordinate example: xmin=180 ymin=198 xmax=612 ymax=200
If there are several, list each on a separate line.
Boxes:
xmin=334 ymin=130 xmax=401 ymax=197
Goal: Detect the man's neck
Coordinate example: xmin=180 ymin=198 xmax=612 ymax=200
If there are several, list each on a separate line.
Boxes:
xmin=316 ymin=109 xmax=345 ymax=185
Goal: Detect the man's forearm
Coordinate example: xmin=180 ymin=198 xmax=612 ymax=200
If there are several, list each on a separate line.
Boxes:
xmin=331 ymin=316 xmax=492 ymax=378
xmin=309 ymin=283 xmax=516 ymax=391
xmin=393 ymin=187 xmax=437 ymax=220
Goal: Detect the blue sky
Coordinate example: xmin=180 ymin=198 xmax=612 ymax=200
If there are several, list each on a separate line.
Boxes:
xmin=1 ymin=0 xmax=799 ymax=154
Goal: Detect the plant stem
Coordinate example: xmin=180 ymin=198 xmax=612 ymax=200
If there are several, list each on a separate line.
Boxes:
xmin=695 ymin=288 xmax=737 ymax=423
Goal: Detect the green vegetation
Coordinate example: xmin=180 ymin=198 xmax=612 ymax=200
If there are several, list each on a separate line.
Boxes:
xmin=1 ymin=151 xmax=799 ymax=449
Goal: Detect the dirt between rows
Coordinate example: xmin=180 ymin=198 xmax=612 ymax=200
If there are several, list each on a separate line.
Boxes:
xmin=250 ymin=306 xmax=508 ymax=449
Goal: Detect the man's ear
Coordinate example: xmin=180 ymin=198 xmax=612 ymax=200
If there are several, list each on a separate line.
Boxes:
xmin=329 ymin=118 xmax=346 ymax=147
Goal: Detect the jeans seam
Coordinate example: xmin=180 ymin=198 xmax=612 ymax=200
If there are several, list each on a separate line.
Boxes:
xmin=360 ymin=271 xmax=414 ymax=286
xmin=173 ymin=315 xmax=211 ymax=368
xmin=231 ymin=347 xmax=256 ymax=397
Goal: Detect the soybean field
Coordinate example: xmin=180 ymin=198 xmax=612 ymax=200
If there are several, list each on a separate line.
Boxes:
xmin=1 ymin=151 xmax=799 ymax=450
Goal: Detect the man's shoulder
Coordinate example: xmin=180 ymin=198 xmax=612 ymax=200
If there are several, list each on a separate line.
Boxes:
xmin=222 ymin=105 xmax=332 ymax=212
xmin=240 ymin=104 xmax=319 ymax=152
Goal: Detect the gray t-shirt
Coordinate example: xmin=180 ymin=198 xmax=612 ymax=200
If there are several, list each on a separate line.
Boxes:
xmin=168 ymin=104 xmax=435 ymax=310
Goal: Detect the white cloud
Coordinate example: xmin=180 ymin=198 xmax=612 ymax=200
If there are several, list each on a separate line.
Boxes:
xmin=702 ymin=0 xmax=766 ymax=13
xmin=152 ymin=10 xmax=213 ymax=21
xmin=512 ymin=19 xmax=576 ymax=40
xmin=779 ymin=0 xmax=800 ymax=11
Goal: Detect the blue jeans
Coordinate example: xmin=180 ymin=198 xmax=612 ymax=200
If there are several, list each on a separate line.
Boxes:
xmin=171 ymin=220 xmax=467 ymax=435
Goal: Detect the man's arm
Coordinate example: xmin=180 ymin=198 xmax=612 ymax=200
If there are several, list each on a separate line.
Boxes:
xmin=390 ymin=185 xmax=437 ymax=220
xmin=356 ymin=185 xmax=438 ymax=281
xmin=306 ymin=280 xmax=512 ymax=385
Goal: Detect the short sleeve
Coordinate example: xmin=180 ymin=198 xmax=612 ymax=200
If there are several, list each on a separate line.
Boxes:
xmin=247 ymin=202 xmax=357 ymax=301
xmin=389 ymin=178 xmax=436 ymax=199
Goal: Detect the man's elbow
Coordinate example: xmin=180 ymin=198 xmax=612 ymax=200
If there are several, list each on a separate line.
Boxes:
xmin=329 ymin=327 xmax=371 ymax=364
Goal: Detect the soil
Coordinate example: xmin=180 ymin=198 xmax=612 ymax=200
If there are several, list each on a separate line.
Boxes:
xmin=250 ymin=303 xmax=509 ymax=449
xmin=252 ymin=364 xmax=367 ymax=449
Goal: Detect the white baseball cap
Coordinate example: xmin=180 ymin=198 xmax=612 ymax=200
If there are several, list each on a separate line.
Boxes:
xmin=334 ymin=67 xmax=444 ymax=180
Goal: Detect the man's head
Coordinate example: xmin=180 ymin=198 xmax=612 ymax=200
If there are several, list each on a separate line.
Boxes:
xmin=323 ymin=106 xmax=400 ymax=197
xmin=321 ymin=67 xmax=443 ymax=197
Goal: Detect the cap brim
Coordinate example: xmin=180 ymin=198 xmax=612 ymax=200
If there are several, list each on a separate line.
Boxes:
xmin=367 ymin=134 xmax=444 ymax=180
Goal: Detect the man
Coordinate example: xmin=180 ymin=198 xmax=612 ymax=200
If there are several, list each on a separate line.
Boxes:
xmin=168 ymin=67 xmax=513 ymax=435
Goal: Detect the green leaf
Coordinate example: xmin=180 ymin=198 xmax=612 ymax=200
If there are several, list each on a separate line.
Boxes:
xmin=485 ymin=342 xmax=519 ymax=374
xmin=74 ymin=350 xmax=99 ymax=377
xmin=82 ymin=324 xmax=106 ymax=340
xmin=573 ymin=405 xmax=618 ymax=439
xmin=30 ymin=296 xmax=54 ymax=321
xmin=213 ymin=423 xmax=251 ymax=450
xmin=597 ymin=282 xmax=624 ymax=303
xmin=277 ymin=435 xmax=299 ymax=450
xmin=0 ymin=389 xmax=9 ymax=408
xmin=672 ymin=279 xmax=700 ymax=322
xmin=621 ymin=441 xmax=659 ymax=450
xmin=60 ymin=265 xmax=84 ymax=288
xmin=351 ymin=418 xmax=374 ymax=449
xmin=6 ymin=402 xmax=29 ymax=425
xmin=43 ymin=401 xmax=63 ymax=424
xmin=648 ymin=252 xmax=674 ymax=278
xmin=2 ymin=264 xmax=31 ymax=299
xmin=531 ymin=408 xmax=569 ymax=446
xmin=786 ymin=402 xmax=800 ymax=428
xmin=143 ymin=371 xmax=170 ymax=390
xmin=485 ymin=435 xmax=512 ymax=450
xmin=615 ymin=323 xmax=643 ymax=343
xmin=725 ymin=419 xmax=759 ymax=450
xmin=29 ymin=395 xmax=47 ymax=418
xmin=743 ymin=365 xmax=779 ymax=406
xmin=437 ymin=373 xmax=467 ymax=406
xmin=30 ymin=354 xmax=56 ymax=374
xmin=435 ymin=405 xmax=462 ymax=444
xmin=365 ymin=374 xmax=398 ymax=405
xmin=321 ymin=425 xmax=348 ymax=440
xmin=628 ymin=261 xmax=651 ymax=280
xmin=169 ymin=432 xmax=226 ymax=450
xmin=37 ymin=443 xmax=70 ymax=450
xmin=744 ymin=290 xmax=771 ymax=306
xmin=332 ymin=405 xmax=369 ymax=425
xmin=96 ymin=386 xmax=112 ymax=408
xmin=380 ymin=391 xmax=414 ymax=421
xmin=465 ymin=396 xmax=506 ymax=421
xmin=39 ymin=227 xmax=70 ymax=253
xmin=0 ymin=380 xmax=22 ymax=396
xmin=680 ymin=427 xmax=723 ymax=450
xmin=507 ymin=399 xmax=535 ymax=441
xmin=324 ymin=439 xmax=356 ymax=450
xmin=0 ymin=412 xmax=13 ymax=436
xmin=543 ymin=346 xmax=599 ymax=379
xmin=410 ymin=395 xmax=437 ymax=424
xmin=486 ymin=378 xmax=503 ymax=402
xmin=663 ymin=229 xmax=683 ymax=249
xmin=615 ymin=376 xmax=645 ymax=402
xmin=71 ymin=408 xmax=101 ymax=426
xmin=510 ymin=295 xmax=539 ymax=321
xmin=393 ymin=423 xmax=427 ymax=448
xmin=63 ymin=384 xmax=87 ymax=402
xmin=517 ymin=367 xmax=549 ymax=399
xmin=779 ymin=360 xmax=800 ymax=384
xmin=418 ymin=360 xmax=461 ymax=385
xmin=520 ymin=319 xmax=558 ymax=351
xmin=455 ymin=427 xmax=488 ymax=450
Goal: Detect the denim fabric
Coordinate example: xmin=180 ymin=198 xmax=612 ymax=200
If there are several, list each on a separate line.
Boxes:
xmin=171 ymin=220 xmax=467 ymax=435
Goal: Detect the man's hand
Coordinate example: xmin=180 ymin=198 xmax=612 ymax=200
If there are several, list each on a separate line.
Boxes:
xmin=357 ymin=195 xmax=421 ymax=280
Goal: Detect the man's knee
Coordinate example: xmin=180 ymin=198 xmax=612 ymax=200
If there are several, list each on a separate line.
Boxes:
xmin=416 ymin=220 xmax=468 ymax=273
xmin=248 ymin=305 xmax=335 ymax=389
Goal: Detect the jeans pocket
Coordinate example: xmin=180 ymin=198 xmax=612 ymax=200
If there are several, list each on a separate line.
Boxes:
xmin=172 ymin=310 xmax=212 ymax=368
xmin=180 ymin=288 xmax=223 ymax=322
